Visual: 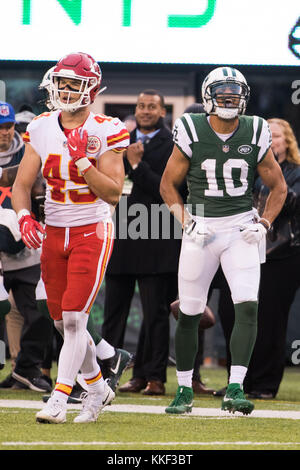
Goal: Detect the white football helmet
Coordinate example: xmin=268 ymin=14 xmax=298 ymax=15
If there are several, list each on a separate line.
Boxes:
xmin=48 ymin=52 xmax=103 ymax=112
xmin=39 ymin=66 xmax=56 ymax=110
xmin=202 ymin=66 xmax=250 ymax=120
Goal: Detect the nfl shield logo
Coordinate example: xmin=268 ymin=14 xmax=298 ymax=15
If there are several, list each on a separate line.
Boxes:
xmin=222 ymin=144 xmax=230 ymax=153
xmin=0 ymin=105 xmax=9 ymax=117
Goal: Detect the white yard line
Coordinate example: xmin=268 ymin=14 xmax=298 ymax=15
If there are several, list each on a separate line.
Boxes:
xmin=2 ymin=440 xmax=300 ymax=447
xmin=1 ymin=399 xmax=300 ymax=419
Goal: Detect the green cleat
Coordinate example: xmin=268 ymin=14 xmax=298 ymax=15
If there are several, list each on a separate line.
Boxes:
xmin=221 ymin=383 xmax=254 ymax=415
xmin=165 ymin=386 xmax=193 ymax=414
xmin=100 ymin=348 xmax=133 ymax=392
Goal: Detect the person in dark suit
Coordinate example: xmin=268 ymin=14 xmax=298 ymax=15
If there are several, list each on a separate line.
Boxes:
xmin=102 ymin=89 xmax=183 ymax=395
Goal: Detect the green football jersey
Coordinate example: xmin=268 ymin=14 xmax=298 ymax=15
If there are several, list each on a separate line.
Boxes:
xmin=173 ymin=113 xmax=271 ymax=217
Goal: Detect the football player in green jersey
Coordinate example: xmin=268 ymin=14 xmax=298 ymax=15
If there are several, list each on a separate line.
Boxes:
xmin=160 ymin=66 xmax=287 ymax=415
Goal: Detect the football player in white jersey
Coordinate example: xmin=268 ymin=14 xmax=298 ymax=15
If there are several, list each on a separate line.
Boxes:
xmin=160 ymin=66 xmax=287 ymax=415
xmin=12 ymin=52 xmax=130 ymax=423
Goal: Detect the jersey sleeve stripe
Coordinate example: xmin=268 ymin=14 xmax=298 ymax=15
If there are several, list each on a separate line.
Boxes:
xmin=23 ymin=131 xmax=30 ymax=143
xmin=107 ymin=129 xmax=130 ymax=147
xmin=251 ymin=116 xmax=259 ymax=145
xmin=257 ymin=120 xmax=272 ymax=163
xmin=255 ymin=117 xmax=264 ymax=146
xmin=173 ymin=117 xmax=193 ymax=159
xmin=183 ymin=113 xmax=199 ymax=142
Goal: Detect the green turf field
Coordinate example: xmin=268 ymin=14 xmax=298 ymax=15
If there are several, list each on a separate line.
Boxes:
xmin=1 ymin=362 xmax=300 ymax=451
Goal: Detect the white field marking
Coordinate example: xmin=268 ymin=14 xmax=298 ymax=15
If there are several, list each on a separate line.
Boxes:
xmin=1 ymin=400 xmax=300 ymax=419
xmin=2 ymin=441 xmax=300 ymax=447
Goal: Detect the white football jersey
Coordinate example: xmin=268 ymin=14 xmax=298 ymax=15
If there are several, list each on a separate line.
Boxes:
xmin=24 ymin=111 xmax=129 ymax=227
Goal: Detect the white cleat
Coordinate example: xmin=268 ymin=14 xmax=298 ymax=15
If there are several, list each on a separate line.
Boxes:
xmin=36 ymin=396 xmax=67 ymax=424
xmin=74 ymin=380 xmax=115 ymax=423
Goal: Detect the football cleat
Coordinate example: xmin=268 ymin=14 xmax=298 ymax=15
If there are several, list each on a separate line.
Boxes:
xmin=100 ymin=348 xmax=133 ymax=392
xmin=36 ymin=395 xmax=67 ymax=424
xmin=73 ymin=380 xmax=115 ymax=423
xmin=165 ymin=386 xmax=193 ymax=414
xmin=221 ymin=383 xmax=254 ymax=415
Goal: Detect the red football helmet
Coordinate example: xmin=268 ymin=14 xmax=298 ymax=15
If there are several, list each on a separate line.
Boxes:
xmin=49 ymin=52 xmax=102 ymax=112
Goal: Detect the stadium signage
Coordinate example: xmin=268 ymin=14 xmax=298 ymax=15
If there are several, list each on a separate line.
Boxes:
xmin=2 ymin=0 xmax=300 ymax=65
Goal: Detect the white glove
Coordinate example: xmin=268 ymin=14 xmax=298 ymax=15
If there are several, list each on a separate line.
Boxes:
xmin=0 ymin=207 xmax=21 ymax=241
xmin=240 ymin=222 xmax=267 ymax=244
xmin=184 ymin=219 xmax=214 ymax=244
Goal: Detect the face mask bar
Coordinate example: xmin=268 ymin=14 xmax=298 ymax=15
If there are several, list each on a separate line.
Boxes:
xmin=206 ymin=80 xmax=249 ymax=118
xmin=211 ymin=83 xmax=243 ymax=108
xmin=49 ymin=73 xmax=91 ymax=111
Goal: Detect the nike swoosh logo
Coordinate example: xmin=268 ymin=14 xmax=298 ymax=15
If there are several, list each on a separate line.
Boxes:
xmin=103 ymin=392 xmax=111 ymax=405
xmin=84 ymin=232 xmax=96 ymax=237
xmin=69 ymin=144 xmax=77 ymax=151
xmin=110 ymin=354 xmax=121 ymax=374
xmin=223 ymin=396 xmax=232 ymax=402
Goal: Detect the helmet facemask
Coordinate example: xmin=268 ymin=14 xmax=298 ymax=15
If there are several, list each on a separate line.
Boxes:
xmin=49 ymin=72 xmax=97 ymax=112
xmin=205 ymin=80 xmax=249 ymax=119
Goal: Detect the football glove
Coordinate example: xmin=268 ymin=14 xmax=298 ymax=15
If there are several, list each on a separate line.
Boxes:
xmin=18 ymin=214 xmax=45 ymax=249
xmin=240 ymin=222 xmax=267 ymax=244
xmin=67 ymin=129 xmax=92 ymax=175
xmin=184 ymin=219 xmax=214 ymax=244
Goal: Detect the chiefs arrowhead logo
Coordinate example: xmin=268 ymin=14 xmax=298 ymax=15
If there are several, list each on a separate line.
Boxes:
xmin=87 ymin=136 xmax=101 ymax=154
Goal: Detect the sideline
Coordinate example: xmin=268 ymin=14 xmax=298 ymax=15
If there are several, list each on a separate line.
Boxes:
xmin=1 ymin=399 xmax=300 ymax=419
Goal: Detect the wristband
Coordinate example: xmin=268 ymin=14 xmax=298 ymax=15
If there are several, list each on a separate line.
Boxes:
xmin=17 ymin=208 xmax=31 ymax=222
xmin=259 ymin=218 xmax=271 ymax=231
xmin=75 ymin=157 xmax=92 ymax=175
xmin=81 ymin=165 xmax=93 ymax=176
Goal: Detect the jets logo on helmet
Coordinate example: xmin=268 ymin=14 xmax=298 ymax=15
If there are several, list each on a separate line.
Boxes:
xmin=48 ymin=52 xmax=103 ymax=112
xmin=202 ymin=66 xmax=250 ymax=120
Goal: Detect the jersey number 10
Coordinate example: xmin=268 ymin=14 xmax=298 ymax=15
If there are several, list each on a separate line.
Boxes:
xmin=202 ymin=158 xmax=249 ymax=197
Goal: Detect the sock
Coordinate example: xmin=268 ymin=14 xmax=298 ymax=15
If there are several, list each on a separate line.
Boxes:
xmin=175 ymin=310 xmax=202 ymax=371
xmin=53 ymin=379 xmax=73 ymax=403
xmin=176 ymin=369 xmax=193 ymax=388
xmin=229 ymin=365 xmax=248 ymax=385
xmin=96 ymin=339 xmax=115 ymax=360
xmin=230 ymin=301 xmax=258 ymax=367
xmin=81 ymin=331 xmax=105 ymax=393
xmin=55 ymin=311 xmax=89 ymax=400
xmin=82 ymin=368 xmax=104 ymax=394
xmin=87 ymin=314 xmax=102 ymax=345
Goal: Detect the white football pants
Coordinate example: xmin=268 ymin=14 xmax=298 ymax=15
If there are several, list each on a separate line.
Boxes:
xmin=179 ymin=211 xmax=261 ymax=315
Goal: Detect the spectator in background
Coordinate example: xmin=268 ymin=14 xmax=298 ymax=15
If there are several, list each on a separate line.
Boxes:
xmin=15 ymin=105 xmax=36 ymax=138
xmin=0 ymin=101 xmax=51 ymax=392
xmin=102 ymin=89 xmax=184 ymax=396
